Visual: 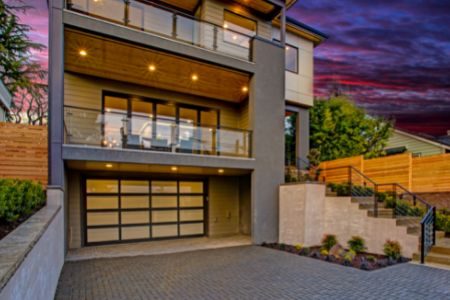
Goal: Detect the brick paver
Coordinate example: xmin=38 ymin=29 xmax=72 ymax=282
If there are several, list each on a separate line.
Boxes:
xmin=55 ymin=246 xmax=450 ymax=300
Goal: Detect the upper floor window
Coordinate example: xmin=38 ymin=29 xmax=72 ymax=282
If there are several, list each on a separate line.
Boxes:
xmin=223 ymin=11 xmax=256 ymax=47
xmin=285 ymin=44 xmax=298 ymax=73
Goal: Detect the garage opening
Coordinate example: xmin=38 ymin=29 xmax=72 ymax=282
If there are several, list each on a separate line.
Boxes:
xmin=84 ymin=179 xmax=206 ymax=246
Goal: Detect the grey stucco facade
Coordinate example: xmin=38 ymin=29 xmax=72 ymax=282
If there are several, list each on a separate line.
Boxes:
xmin=48 ymin=0 xmax=311 ymax=249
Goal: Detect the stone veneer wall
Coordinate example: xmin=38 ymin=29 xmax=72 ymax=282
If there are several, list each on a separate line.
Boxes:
xmin=279 ymin=183 xmax=419 ymax=258
xmin=414 ymin=192 xmax=450 ymax=209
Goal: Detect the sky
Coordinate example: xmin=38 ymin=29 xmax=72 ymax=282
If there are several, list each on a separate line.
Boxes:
xmin=17 ymin=0 xmax=450 ymax=137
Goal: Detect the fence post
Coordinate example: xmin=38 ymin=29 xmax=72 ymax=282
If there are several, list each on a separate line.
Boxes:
xmin=374 ymin=184 xmax=378 ymax=218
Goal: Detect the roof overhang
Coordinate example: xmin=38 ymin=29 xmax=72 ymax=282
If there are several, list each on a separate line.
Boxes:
xmin=0 ymin=81 xmax=12 ymax=112
xmin=272 ymin=17 xmax=329 ymax=47
xmin=395 ymin=128 xmax=450 ymax=150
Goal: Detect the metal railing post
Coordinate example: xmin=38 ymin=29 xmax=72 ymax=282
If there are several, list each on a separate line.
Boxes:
xmin=433 ymin=206 xmax=436 ymax=246
xmin=374 ymin=184 xmax=378 ymax=218
xmin=172 ymin=12 xmax=178 ymax=39
xmin=123 ymin=0 xmax=130 ymax=26
xmin=213 ymin=26 xmax=218 ymax=51
xmin=421 ymin=220 xmax=425 ymax=264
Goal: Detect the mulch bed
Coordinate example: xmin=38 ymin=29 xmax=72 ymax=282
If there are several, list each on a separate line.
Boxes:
xmin=0 ymin=204 xmax=45 ymax=242
xmin=261 ymin=243 xmax=410 ymax=271
xmin=446 ymin=233 xmax=450 ymax=239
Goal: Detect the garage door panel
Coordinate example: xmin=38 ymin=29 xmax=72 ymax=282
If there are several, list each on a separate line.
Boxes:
xmin=121 ymin=226 xmax=150 ymax=240
xmin=180 ymin=223 xmax=204 ymax=235
xmin=87 ymin=227 xmax=119 ymax=243
xmin=151 ymin=181 xmax=178 ymax=193
xmin=152 ymin=224 xmax=178 ymax=238
xmin=86 ymin=196 xmax=119 ymax=209
xmin=86 ymin=180 xmax=118 ymax=193
xmin=180 ymin=196 xmax=203 ymax=207
xmin=121 ymin=211 xmax=150 ymax=224
xmin=179 ymin=209 xmax=203 ymax=221
xmin=152 ymin=195 xmax=177 ymax=208
xmin=120 ymin=180 xmax=149 ymax=193
xmin=152 ymin=210 xmax=178 ymax=223
xmin=87 ymin=212 xmax=119 ymax=226
xmin=121 ymin=196 xmax=149 ymax=208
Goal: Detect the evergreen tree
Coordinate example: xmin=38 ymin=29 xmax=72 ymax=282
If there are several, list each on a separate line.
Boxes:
xmin=0 ymin=0 xmax=46 ymax=94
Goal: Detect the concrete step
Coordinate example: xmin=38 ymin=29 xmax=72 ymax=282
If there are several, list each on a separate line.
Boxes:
xmin=326 ymin=192 xmax=337 ymax=197
xmin=409 ymin=231 xmax=446 ymax=241
xmin=326 ymin=187 xmax=333 ymax=193
xmin=396 ymin=217 xmax=422 ymax=226
xmin=358 ymin=203 xmax=386 ymax=210
xmin=367 ymin=209 xmax=395 ymax=218
xmin=412 ymin=251 xmax=450 ymax=265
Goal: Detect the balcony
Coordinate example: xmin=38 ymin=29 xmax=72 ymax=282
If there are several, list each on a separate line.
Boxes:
xmin=64 ymin=106 xmax=252 ymax=159
xmin=66 ymin=0 xmax=253 ymax=61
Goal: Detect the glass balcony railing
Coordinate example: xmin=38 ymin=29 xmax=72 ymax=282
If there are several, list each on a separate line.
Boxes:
xmin=64 ymin=106 xmax=252 ymax=159
xmin=66 ymin=0 xmax=253 ymax=61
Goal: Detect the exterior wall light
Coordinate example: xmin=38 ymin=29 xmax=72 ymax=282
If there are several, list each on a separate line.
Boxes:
xmin=106 ymin=164 xmax=112 ymax=168
xmin=218 ymin=169 xmax=224 ymax=173
xmin=171 ymin=167 xmax=177 ymax=171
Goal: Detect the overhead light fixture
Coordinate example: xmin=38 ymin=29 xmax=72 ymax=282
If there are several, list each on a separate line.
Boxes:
xmin=218 ymin=169 xmax=224 ymax=173
xmin=149 ymin=65 xmax=155 ymax=71
xmin=286 ymin=46 xmax=290 ymax=50
xmin=80 ymin=50 xmax=87 ymax=56
xmin=171 ymin=167 xmax=177 ymax=171
xmin=243 ymin=87 xmax=248 ymax=92
xmin=192 ymin=75 xmax=198 ymax=80
xmin=106 ymin=164 xmax=113 ymax=168
xmin=103 ymin=140 xmax=107 ymax=145
xmin=233 ymin=36 xmax=237 ymax=40
xmin=224 ymin=24 xmax=228 ymax=28
xmin=106 ymin=109 xmax=111 ymax=112
xmin=187 ymin=120 xmax=192 ymax=123
xmin=149 ymin=114 xmax=153 ymax=118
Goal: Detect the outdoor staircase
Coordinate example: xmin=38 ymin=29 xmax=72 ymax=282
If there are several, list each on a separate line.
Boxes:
xmin=413 ymin=238 xmax=450 ymax=266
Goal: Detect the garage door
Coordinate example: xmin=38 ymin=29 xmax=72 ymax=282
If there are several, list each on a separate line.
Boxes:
xmin=85 ymin=179 xmax=205 ymax=245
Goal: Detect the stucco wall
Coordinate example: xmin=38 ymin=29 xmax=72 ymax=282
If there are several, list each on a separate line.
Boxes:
xmin=0 ymin=206 xmax=64 ymax=300
xmin=279 ymin=184 xmax=419 ymax=258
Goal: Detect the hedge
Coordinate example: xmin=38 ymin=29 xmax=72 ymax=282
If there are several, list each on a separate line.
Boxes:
xmin=0 ymin=179 xmax=46 ymax=223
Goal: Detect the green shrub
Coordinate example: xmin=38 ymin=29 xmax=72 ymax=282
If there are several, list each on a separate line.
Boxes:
xmin=0 ymin=179 xmax=46 ymax=223
xmin=383 ymin=239 xmax=402 ymax=259
xmin=436 ymin=208 xmax=450 ymax=233
xmin=321 ymin=234 xmax=338 ymax=250
xmin=366 ymin=255 xmax=377 ymax=263
xmin=348 ymin=236 xmax=367 ymax=254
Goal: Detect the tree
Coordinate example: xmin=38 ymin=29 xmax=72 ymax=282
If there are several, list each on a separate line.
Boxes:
xmin=310 ymin=95 xmax=393 ymax=161
xmin=285 ymin=114 xmax=296 ymax=165
xmin=0 ymin=0 xmax=47 ymax=123
xmin=9 ymin=82 xmax=47 ymax=125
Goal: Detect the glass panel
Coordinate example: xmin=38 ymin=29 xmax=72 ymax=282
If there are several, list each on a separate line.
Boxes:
xmin=286 ymin=45 xmax=298 ymax=73
xmin=130 ymin=3 xmax=173 ymax=37
xmin=121 ymin=211 xmax=150 ymax=224
xmin=177 ymin=15 xmax=195 ymax=44
xmin=120 ymin=180 xmax=149 ymax=193
xmin=121 ymin=196 xmax=149 ymax=209
xmin=86 ymin=196 xmax=119 ymax=209
xmin=152 ymin=196 xmax=177 ymax=208
xmin=152 ymin=210 xmax=178 ymax=223
xmin=155 ymin=104 xmax=176 ymax=150
xmin=70 ymin=0 xmax=87 ymax=11
xmin=179 ymin=209 xmax=203 ymax=221
xmin=178 ymin=109 xmax=197 ymax=154
xmin=87 ymin=227 xmax=119 ymax=242
xmin=179 ymin=182 xmax=203 ymax=194
xmin=152 ymin=224 xmax=178 ymax=238
xmin=130 ymin=101 xmax=153 ymax=149
xmin=152 ymin=181 xmax=177 ymax=194
xmin=180 ymin=196 xmax=203 ymax=207
xmin=87 ymin=212 xmax=118 ymax=226
xmin=86 ymin=180 xmax=118 ymax=193
xmin=64 ymin=107 xmax=102 ymax=146
xmin=180 ymin=223 xmax=204 ymax=236
xmin=87 ymin=0 xmax=125 ymax=25
xmin=104 ymin=96 xmax=127 ymax=149
xmin=121 ymin=226 xmax=150 ymax=240
xmin=217 ymin=128 xmax=249 ymax=158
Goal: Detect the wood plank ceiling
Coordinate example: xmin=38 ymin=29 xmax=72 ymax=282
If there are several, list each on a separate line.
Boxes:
xmin=64 ymin=29 xmax=250 ymax=103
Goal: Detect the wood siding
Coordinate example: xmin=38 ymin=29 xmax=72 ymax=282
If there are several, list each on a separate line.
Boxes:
xmin=412 ymin=154 xmax=450 ymax=193
xmin=0 ymin=122 xmax=48 ymax=186
xmin=64 ymin=72 xmax=247 ymax=129
xmin=365 ymin=154 xmax=412 ymax=191
xmin=208 ymin=176 xmax=240 ymax=236
xmin=387 ymin=131 xmax=445 ymax=157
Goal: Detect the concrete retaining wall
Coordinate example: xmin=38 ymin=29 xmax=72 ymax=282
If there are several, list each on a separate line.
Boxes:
xmin=279 ymin=183 xmax=419 ymax=258
xmin=0 ymin=188 xmax=65 ymax=300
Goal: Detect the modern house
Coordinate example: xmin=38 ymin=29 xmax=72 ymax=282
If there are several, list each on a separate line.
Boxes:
xmin=48 ymin=0 xmax=328 ymax=251
xmin=385 ymin=127 xmax=450 ymax=157
xmin=0 ymin=81 xmax=12 ymax=122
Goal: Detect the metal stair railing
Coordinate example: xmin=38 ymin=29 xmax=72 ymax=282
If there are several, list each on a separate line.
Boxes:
xmin=322 ymin=166 xmax=436 ymax=264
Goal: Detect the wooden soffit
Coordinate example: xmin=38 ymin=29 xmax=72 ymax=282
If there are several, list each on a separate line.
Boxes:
xmin=228 ymin=0 xmax=279 ymax=15
xmin=157 ymin=0 xmax=200 ymax=12
xmin=64 ymin=29 xmax=250 ymax=103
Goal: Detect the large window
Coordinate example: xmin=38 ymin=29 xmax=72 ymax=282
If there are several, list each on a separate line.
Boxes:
xmin=85 ymin=179 xmax=205 ymax=245
xmin=223 ymin=11 xmax=256 ymax=47
xmin=285 ymin=44 xmax=298 ymax=73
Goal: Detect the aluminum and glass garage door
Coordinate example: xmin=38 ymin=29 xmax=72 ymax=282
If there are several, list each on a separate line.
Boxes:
xmin=84 ymin=179 xmax=205 ymax=245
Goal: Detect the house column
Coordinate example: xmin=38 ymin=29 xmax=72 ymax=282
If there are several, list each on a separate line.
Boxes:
xmin=249 ymin=37 xmax=285 ymax=244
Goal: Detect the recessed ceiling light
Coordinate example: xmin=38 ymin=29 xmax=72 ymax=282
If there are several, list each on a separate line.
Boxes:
xmin=106 ymin=164 xmax=112 ymax=168
xmin=192 ymin=75 xmax=198 ymax=80
xmin=80 ymin=50 xmax=87 ymax=56
xmin=218 ymin=169 xmax=224 ymax=173
xmin=224 ymin=24 xmax=228 ymax=28
xmin=171 ymin=167 xmax=177 ymax=171
xmin=233 ymin=36 xmax=237 ymax=40
xmin=243 ymin=87 xmax=248 ymax=92
xmin=286 ymin=46 xmax=290 ymax=50
xmin=149 ymin=65 xmax=155 ymax=71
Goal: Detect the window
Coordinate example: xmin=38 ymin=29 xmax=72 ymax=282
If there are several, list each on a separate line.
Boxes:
xmin=223 ymin=11 xmax=256 ymax=47
xmin=285 ymin=44 xmax=298 ymax=73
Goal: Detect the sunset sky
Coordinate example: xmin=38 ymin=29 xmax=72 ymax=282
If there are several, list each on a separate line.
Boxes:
xmin=19 ymin=0 xmax=450 ymax=136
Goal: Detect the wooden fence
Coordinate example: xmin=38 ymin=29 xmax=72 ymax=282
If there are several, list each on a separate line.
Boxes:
xmin=319 ymin=153 xmax=450 ymax=193
xmin=0 ymin=122 xmax=48 ymax=187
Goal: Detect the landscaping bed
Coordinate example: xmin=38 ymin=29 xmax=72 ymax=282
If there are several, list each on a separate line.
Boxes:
xmin=261 ymin=243 xmax=410 ymax=271
xmin=0 ymin=204 xmax=45 ymax=241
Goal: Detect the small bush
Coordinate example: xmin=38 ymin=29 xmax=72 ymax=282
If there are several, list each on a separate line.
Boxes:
xmin=348 ymin=236 xmax=367 ymax=254
xmin=321 ymin=250 xmax=329 ymax=256
xmin=437 ymin=208 xmax=450 ymax=233
xmin=294 ymin=243 xmax=303 ymax=250
xmin=383 ymin=239 xmax=403 ymax=259
xmin=0 ymin=179 xmax=46 ymax=223
xmin=366 ymin=255 xmax=377 ymax=263
xmin=321 ymin=234 xmax=338 ymax=251
xmin=348 ymin=250 xmax=356 ymax=257
xmin=299 ymin=247 xmax=310 ymax=256
xmin=344 ymin=254 xmax=352 ymax=261
xmin=376 ymin=260 xmax=385 ymax=267
xmin=312 ymin=251 xmax=320 ymax=258
xmin=343 ymin=255 xmax=352 ymax=266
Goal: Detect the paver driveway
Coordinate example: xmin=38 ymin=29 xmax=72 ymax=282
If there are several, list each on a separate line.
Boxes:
xmin=55 ymin=245 xmax=450 ymax=300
